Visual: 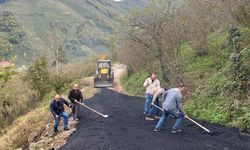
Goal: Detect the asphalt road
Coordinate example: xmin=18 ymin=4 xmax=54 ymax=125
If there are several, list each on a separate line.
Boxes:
xmin=60 ymin=89 xmax=250 ymax=150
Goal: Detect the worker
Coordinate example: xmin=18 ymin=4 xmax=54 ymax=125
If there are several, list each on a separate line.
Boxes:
xmin=68 ymin=84 xmax=84 ymax=121
xmin=143 ymin=73 xmax=160 ymax=115
xmin=50 ymin=94 xmax=71 ymax=133
xmin=154 ymin=83 xmax=187 ymax=133
xmin=145 ymin=86 xmax=166 ymax=121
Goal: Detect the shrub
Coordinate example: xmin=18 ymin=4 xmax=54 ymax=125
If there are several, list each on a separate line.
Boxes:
xmin=26 ymin=57 xmax=52 ymax=99
xmin=0 ymin=75 xmax=37 ymax=128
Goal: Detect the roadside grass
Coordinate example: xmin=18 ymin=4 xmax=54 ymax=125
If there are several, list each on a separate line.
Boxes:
xmin=121 ymin=32 xmax=250 ymax=130
xmin=0 ymin=56 xmax=98 ymax=149
xmin=0 ymin=107 xmax=49 ymax=149
xmin=0 ymin=76 xmax=96 ymax=149
xmin=0 ymin=90 xmax=55 ymax=149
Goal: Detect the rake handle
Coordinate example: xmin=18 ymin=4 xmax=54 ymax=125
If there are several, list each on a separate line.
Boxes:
xmin=152 ymin=104 xmax=210 ymax=133
xmin=186 ymin=116 xmax=210 ymax=133
xmin=152 ymin=104 xmax=164 ymax=112
xmin=74 ymin=100 xmax=107 ymax=118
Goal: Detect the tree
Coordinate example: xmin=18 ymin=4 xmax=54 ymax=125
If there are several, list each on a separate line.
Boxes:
xmin=0 ymin=37 xmax=12 ymax=60
xmin=119 ymin=0 xmax=187 ymax=85
xmin=184 ymin=0 xmax=234 ymax=56
xmin=227 ymin=27 xmax=250 ymax=106
xmin=26 ymin=57 xmax=51 ymax=98
xmin=44 ymin=22 xmax=68 ymax=74
xmin=122 ymin=1 xmax=170 ymax=83
xmin=222 ymin=0 xmax=250 ymax=28
xmin=0 ymin=11 xmax=19 ymax=32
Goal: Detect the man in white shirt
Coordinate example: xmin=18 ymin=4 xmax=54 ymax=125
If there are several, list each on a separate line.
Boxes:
xmin=145 ymin=86 xmax=166 ymax=120
xmin=143 ymin=73 xmax=160 ymax=115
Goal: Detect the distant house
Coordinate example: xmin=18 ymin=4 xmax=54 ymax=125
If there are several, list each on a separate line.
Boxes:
xmin=0 ymin=61 xmax=13 ymax=68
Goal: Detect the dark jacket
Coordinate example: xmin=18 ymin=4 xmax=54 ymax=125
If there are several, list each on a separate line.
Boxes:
xmin=50 ymin=98 xmax=70 ymax=116
xmin=68 ymin=89 xmax=84 ymax=103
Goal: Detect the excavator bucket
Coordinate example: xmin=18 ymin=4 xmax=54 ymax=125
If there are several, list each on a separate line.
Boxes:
xmin=94 ymin=77 xmax=113 ymax=88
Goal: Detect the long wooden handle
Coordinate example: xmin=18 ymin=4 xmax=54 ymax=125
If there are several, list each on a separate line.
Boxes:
xmin=152 ymin=104 xmax=164 ymax=111
xmin=74 ymin=100 xmax=107 ymax=118
xmin=152 ymin=103 xmax=210 ymax=133
xmin=186 ymin=116 xmax=210 ymax=133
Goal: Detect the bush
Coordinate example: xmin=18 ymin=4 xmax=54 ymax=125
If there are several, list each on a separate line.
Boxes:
xmin=0 ymin=37 xmax=12 ymax=60
xmin=51 ymin=74 xmax=71 ymax=94
xmin=0 ymin=75 xmax=37 ymax=128
xmin=8 ymin=29 xmax=26 ymax=44
xmin=0 ymin=11 xmax=19 ymax=32
xmin=26 ymin=57 xmax=52 ymax=99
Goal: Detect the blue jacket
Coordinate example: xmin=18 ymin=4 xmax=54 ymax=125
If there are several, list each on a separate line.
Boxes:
xmin=50 ymin=98 xmax=70 ymax=116
xmin=162 ymin=88 xmax=185 ymax=117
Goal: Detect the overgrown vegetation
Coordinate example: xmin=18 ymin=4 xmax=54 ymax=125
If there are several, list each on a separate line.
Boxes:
xmin=0 ymin=55 xmax=96 ymax=128
xmin=117 ymin=0 xmax=250 ymax=130
xmin=0 ymin=11 xmax=26 ymax=61
xmin=0 ymin=55 xmax=97 ymax=149
xmin=0 ymin=106 xmax=50 ymax=149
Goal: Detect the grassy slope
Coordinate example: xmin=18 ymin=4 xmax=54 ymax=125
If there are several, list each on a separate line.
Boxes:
xmin=122 ymin=31 xmax=250 ymax=129
xmin=0 ymin=77 xmax=96 ymax=149
xmin=0 ymin=0 xmax=87 ymax=64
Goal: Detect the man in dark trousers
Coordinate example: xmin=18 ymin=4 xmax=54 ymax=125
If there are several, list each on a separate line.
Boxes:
xmin=50 ymin=94 xmax=71 ymax=133
xmin=154 ymin=83 xmax=187 ymax=133
xmin=68 ymin=84 xmax=84 ymax=121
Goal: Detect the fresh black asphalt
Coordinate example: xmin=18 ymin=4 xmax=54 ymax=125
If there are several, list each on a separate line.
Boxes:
xmin=60 ymin=89 xmax=250 ymax=150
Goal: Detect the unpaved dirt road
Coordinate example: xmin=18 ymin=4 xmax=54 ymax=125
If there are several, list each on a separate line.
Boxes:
xmin=60 ymin=88 xmax=250 ymax=150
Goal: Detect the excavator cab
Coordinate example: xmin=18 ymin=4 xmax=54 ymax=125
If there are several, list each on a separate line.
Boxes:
xmin=94 ymin=55 xmax=114 ymax=88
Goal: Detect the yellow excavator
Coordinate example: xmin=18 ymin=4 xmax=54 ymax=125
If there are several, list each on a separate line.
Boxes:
xmin=94 ymin=55 xmax=114 ymax=88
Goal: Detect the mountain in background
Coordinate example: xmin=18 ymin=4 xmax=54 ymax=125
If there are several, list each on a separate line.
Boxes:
xmin=0 ymin=0 xmax=145 ymax=65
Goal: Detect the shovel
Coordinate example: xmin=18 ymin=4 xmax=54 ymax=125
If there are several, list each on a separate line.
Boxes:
xmin=74 ymin=100 xmax=109 ymax=118
xmin=152 ymin=104 xmax=210 ymax=133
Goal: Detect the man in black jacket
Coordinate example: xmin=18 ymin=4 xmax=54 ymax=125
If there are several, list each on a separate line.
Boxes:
xmin=50 ymin=94 xmax=71 ymax=133
xmin=68 ymin=84 xmax=84 ymax=121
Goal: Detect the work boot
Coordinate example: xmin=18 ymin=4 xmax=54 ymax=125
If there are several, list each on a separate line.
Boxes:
xmin=53 ymin=129 xmax=59 ymax=133
xmin=153 ymin=128 xmax=160 ymax=132
xmin=171 ymin=129 xmax=182 ymax=134
xmin=155 ymin=116 xmax=161 ymax=120
xmin=64 ymin=127 xmax=70 ymax=131
xmin=145 ymin=117 xmax=154 ymax=121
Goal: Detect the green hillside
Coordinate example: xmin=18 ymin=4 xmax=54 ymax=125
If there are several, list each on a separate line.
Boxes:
xmin=0 ymin=0 xmax=144 ymax=65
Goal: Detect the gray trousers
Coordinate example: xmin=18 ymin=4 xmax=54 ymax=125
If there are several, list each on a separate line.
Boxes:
xmin=71 ymin=102 xmax=80 ymax=119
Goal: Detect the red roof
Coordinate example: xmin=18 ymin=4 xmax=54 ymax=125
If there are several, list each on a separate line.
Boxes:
xmin=0 ymin=61 xmax=12 ymax=67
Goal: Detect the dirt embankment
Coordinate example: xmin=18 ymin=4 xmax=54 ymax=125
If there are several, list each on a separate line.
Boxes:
xmin=27 ymin=77 xmax=97 ymax=150
xmin=27 ymin=64 xmax=127 ymax=150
